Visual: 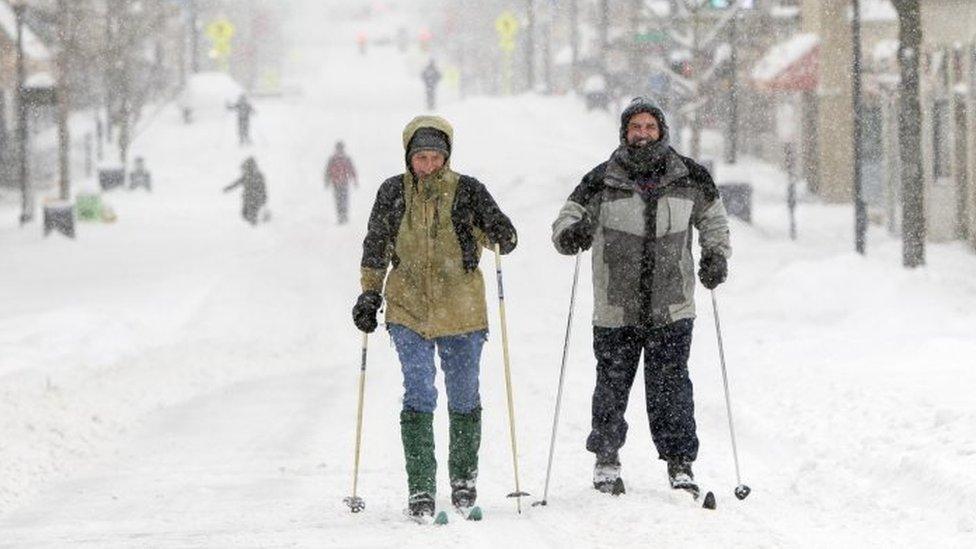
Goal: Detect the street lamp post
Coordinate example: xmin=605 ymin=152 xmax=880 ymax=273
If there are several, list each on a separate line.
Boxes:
xmin=13 ymin=0 xmax=32 ymax=225
xmin=852 ymin=0 xmax=867 ymax=254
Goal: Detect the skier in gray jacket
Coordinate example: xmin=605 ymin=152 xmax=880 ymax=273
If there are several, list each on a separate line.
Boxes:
xmin=551 ymin=97 xmax=731 ymax=498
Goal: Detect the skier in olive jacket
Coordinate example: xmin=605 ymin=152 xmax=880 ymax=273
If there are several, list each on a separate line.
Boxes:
xmin=352 ymin=115 xmax=517 ymax=519
xmin=551 ymin=97 xmax=731 ymax=498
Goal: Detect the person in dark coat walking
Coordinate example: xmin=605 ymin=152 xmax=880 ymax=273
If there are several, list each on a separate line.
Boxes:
xmin=223 ymin=156 xmax=267 ymax=225
xmin=227 ymin=94 xmax=255 ymax=146
xmin=421 ymin=60 xmax=442 ymax=110
xmin=551 ymin=97 xmax=731 ymax=498
xmin=325 ymin=141 xmax=358 ymax=224
xmin=129 ymin=157 xmax=152 ymax=192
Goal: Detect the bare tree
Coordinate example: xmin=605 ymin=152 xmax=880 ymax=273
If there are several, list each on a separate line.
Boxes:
xmin=891 ymin=0 xmax=925 ymax=267
xmin=642 ymin=0 xmax=742 ymax=159
xmin=102 ymin=0 xmax=177 ymax=172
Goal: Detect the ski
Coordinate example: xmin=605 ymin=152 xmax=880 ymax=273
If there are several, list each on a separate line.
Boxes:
xmin=454 ymin=505 xmax=483 ymax=521
xmin=403 ymin=509 xmax=450 ymax=525
xmin=672 ymin=485 xmax=717 ymax=510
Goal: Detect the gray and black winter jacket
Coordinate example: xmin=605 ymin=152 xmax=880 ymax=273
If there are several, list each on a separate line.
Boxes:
xmin=552 ymin=149 xmax=731 ymax=329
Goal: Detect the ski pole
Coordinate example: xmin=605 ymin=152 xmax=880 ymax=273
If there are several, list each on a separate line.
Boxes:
xmin=710 ymin=290 xmax=751 ymax=500
xmin=493 ymin=243 xmax=530 ymax=513
xmin=533 ymin=252 xmax=582 ymax=507
xmin=343 ymin=332 xmax=369 ymax=513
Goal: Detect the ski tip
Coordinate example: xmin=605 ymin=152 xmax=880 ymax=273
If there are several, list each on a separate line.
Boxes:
xmin=433 ymin=510 xmax=449 ymax=525
xmin=702 ymin=491 xmax=717 ymax=510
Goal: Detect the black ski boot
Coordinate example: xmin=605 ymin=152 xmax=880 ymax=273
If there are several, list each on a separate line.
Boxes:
xmin=407 ymin=492 xmax=436 ymax=519
xmin=451 ymin=482 xmax=477 ymax=509
xmin=593 ymin=453 xmax=625 ymax=496
xmin=667 ymin=458 xmax=699 ymax=498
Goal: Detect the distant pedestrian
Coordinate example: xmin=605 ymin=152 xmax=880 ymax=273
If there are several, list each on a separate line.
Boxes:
xmin=223 ymin=156 xmax=267 ymax=225
xmin=357 ymin=32 xmax=368 ymax=55
xmin=325 ymin=141 xmax=358 ymax=224
xmin=129 ymin=157 xmax=152 ymax=192
xmin=421 ymin=60 xmax=442 ymax=110
xmin=227 ymin=94 xmax=255 ymax=146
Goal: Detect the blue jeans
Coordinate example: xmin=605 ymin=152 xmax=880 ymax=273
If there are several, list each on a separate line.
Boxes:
xmin=388 ymin=324 xmax=487 ymax=414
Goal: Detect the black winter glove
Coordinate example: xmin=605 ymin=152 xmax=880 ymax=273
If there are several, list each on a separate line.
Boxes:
xmin=352 ymin=291 xmax=383 ymax=333
xmin=698 ymin=252 xmax=727 ymax=290
xmin=558 ymin=217 xmax=593 ymax=255
xmin=488 ymin=224 xmax=518 ymax=255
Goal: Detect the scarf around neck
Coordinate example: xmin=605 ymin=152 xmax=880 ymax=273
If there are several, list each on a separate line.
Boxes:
xmin=611 ymin=134 xmax=672 ymax=178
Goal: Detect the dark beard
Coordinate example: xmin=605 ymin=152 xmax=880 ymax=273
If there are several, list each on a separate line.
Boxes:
xmin=616 ymin=135 xmax=671 ymax=177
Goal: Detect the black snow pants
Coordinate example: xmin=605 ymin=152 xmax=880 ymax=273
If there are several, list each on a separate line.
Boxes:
xmin=585 ymin=319 xmax=699 ymax=463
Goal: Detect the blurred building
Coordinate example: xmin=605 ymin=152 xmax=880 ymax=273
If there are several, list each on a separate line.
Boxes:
xmin=914 ymin=0 xmax=976 ymax=247
xmin=753 ymin=0 xmax=976 ymax=250
xmin=0 ymin=0 xmax=53 ymax=187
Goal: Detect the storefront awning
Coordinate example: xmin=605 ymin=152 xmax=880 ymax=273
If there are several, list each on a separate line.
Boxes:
xmin=752 ymin=33 xmax=820 ymax=93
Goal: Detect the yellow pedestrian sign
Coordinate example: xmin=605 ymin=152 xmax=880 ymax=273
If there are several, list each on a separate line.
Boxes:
xmin=495 ymin=11 xmax=520 ymax=95
xmin=495 ymin=11 xmax=519 ymax=44
xmin=205 ymin=19 xmax=235 ymax=71
xmin=206 ymin=19 xmax=235 ymax=43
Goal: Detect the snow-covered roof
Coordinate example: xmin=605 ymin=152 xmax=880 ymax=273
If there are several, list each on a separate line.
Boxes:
xmin=856 ymin=0 xmax=897 ymax=23
xmin=0 ymin=1 xmax=52 ymax=62
xmin=25 ymin=71 xmax=53 ymax=88
xmin=752 ymin=33 xmax=819 ymax=82
xmin=770 ymin=6 xmax=801 ymax=19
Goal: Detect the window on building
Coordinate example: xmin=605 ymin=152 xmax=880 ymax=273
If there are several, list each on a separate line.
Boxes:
xmin=933 ymin=99 xmax=952 ymax=180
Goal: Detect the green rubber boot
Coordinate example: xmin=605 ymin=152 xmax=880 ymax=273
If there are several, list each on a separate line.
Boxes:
xmin=448 ymin=408 xmax=481 ymax=508
xmin=400 ymin=410 xmax=437 ymax=500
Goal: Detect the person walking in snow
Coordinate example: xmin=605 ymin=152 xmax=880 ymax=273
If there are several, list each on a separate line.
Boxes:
xmin=352 ymin=115 xmax=517 ymax=519
xmin=551 ymin=97 xmax=731 ymax=498
xmin=421 ymin=60 xmax=442 ymax=111
xmin=227 ymin=94 xmax=255 ymax=146
xmin=129 ymin=156 xmax=152 ymax=192
xmin=223 ymin=156 xmax=267 ymax=225
xmin=325 ymin=141 xmax=358 ymax=224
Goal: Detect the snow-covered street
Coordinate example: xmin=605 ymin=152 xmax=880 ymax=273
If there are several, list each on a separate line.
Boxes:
xmin=2 ymin=3 xmax=975 ymax=547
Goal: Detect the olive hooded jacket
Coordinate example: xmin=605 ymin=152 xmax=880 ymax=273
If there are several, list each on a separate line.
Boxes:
xmin=359 ymin=116 xmax=517 ymax=338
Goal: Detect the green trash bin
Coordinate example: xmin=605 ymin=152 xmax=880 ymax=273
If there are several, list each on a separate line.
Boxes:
xmin=76 ymin=193 xmax=102 ymax=221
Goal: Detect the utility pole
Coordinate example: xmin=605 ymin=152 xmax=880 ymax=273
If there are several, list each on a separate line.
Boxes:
xmin=852 ymin=0 xmax=867 ymax=255
xmin=570 ymin=0 xmax=579 ymax=91
xmin=599 ymin=0 xmax=609 ymax=79
xmin=118 ymin=1 xmax=132 ymax=175
xmin=630 ymin=0 xmax=642 ymax=96
xmin=726 ymin=9 xmax=739 ymax=165
xmin=892 ymin=0 xmax=925 ymax=267
xmin=56 ymin=0 xmax=72 ymax=200
xmin=13 ymin=0 xmax=32 ymax=225
xmin=190 ymin=0 xmax=200 ymax=73
xmin=104 ymin=1 xmax=115 ymax=144
xmin=526 ymin=0 xmax=535 ymax=91
xmin=542 ymin=1 xmax=552 ymax=93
